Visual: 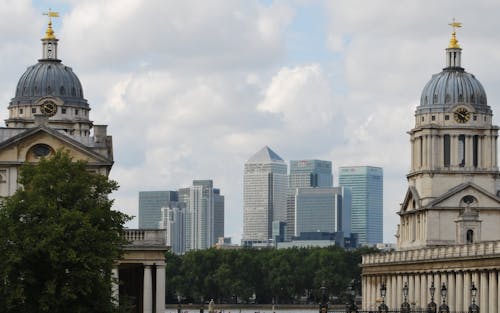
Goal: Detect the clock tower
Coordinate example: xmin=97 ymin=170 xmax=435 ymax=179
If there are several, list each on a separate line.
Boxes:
xmin=398 ymin=23 xmax=500 ymax=249
xmin=0 ymin=11 xmax=113 ymax=198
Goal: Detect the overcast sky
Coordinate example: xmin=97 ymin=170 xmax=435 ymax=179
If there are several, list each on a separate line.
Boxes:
xmin=3 ymin=0 xmax=500 ymax=243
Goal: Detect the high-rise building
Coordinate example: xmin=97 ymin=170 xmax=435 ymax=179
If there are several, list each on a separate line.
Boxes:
xmin=339 ymin=166 xmax=383 ymax=245
xmin=189 ymin=180 xmax=214 ymax=250
xmin=243 ymin=146 xmax=287 ymax=244
xmin=294 ymin=186 xmax=351 ymax=238
xmin=138 ymin=191 xmax=178 ymax=229
xmin=213 ymin=188 xmax=225 ymax=242
xmin=159 ymin=203 xmax=185 ymax=254
xmin=287 ymin=160 xmax=333 ymax=239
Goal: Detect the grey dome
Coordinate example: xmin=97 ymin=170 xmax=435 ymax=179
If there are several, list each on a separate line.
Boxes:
xmin=10 ymin=60 xmax=88 ymax=107
xmin=418 ymin=68 xmax=490 ymax=114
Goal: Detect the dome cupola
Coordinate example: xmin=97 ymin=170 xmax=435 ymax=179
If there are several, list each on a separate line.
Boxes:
xmin=417 ymin=21 xmax=490 ymax=115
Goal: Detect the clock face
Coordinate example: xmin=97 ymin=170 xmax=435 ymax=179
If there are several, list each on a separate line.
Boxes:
xmin=40 ymin=100 xmax=57 ymax=116
xmin=454 ymin=107 xmax=470 ymax=123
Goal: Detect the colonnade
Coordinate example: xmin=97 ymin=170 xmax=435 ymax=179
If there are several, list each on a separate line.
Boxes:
xmin=362 ymin=269 xmax=500 ymax=312
xmin=112 ymin=263 xmax=166 ymax=313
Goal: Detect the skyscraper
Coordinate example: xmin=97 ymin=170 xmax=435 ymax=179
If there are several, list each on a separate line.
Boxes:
xmin=243 ymin=146 xmax=287 ymax=244
xmin=138 ymin=191 xmax=178 ymax=229
xmin=213 ymin=188 xmax=225 ymax=242
xmin=339 ymin=166 xmax=383 ymax=245
xmin=295 ymin=186 xmax=351 ymax=237
xmin=159 ymin=203 xmax=185 ymax=254
xmin=287 ymin=160 xmax=333 ymax=239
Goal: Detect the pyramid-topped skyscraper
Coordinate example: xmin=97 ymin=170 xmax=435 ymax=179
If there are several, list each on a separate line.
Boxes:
xmin=242 ymin=146 xmax=287 ymax=245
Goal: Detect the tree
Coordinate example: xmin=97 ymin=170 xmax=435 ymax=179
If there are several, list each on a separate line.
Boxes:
xmin=0 ymin=151 xmax=130 ymax=313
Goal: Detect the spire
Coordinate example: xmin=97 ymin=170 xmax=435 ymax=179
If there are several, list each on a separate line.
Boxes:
xmin=43 ymin=9 xmax=59 ymax=40
xmin=445 ymin=19 xmax=462 ymax=69
xmin=448 ymin=18 xmax=462 ymax=49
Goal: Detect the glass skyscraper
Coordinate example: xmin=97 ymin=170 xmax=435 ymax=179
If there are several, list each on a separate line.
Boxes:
xmin=243 ymin=146 xmax=287 ymax=244
xmin=138 ymin=190 xmax=178 ymax=229
xmin=287 ymin=160 xmax=333 ymax=239
xmin=295 ymin=186 xmax=351 ymax=237
xmin=338 ymin=166 xmax=383 ymax=245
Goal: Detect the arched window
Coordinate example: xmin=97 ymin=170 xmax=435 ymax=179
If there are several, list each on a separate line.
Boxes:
xmin=443 ymin=135 xmax=450 ymax=167
xmin=466 ymin=229 xmax=474 ymax=244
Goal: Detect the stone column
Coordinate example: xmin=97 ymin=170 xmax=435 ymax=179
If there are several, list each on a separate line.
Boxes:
xmin=366 ymin=276 xmax=371 ymax=310
xmin=409 ymin=274 xmax=415 ymax=307
xmin=362 ymin=276 xmax=367 ymax=310
xmin=156 ymin=264 xmax=166 ymax=313
xmin=435 ymin=272 xmax=441 ymax=305
xmin=466 ymin=135 xmax=473 ymax=167
xmin=497 ymin=271 xmax=500 ymax=313
xmin=489 ymin=271 xmax=497 ymax=313
xmin=480 ymin=271 xmax=488 ymax=313
xmin=396 ymin=275 xmax=403 ymax=308
xmin=464 ymin=271 xmax=472 ymax=309
xmin=415 ymin=274 xmax=421 ymax=309
xmin=448 ymin=272 xmax=455 ymax=311
xmin=451 ymin=135 xmax=458 ymax=167
xmin=421 ymin=273 xmax=428 ymax=310
xmin=391 ymin=274 xmax=397 ymax=309
xmin=143 ymin=265 xmax=153 ymax=313
xmin=478 ymin=136 xmax=483 ymax=168
xmin=112 ymin=266 xmax=119 ymax=305
xmin=456 ymin=271 xmax=463 ymax=311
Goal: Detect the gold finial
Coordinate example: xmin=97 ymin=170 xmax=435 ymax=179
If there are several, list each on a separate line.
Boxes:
xmin=448 ymin=18 xmax=462 ymax=49
xmin=42 ymin=8 xmax=59 ymax=40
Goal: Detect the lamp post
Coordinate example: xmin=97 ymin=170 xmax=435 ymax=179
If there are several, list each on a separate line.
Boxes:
xmin=346 ymin=280 xmax=358 ymax=313
xmin=200 ymin=296 xmax=204 ymax=313
xmin=378 ymin=282 xmax=389 ymax=313
xmin=427 ymin=281 xmax=437 ymax=313
xmin=469 ymin=282 xmax=479 ymax=313
xmin=319 ymin=284 xmax=328 ymax=313
xmin=439 ymin=283 xmax=449 ymax=313
xmin=401 ymin=282 xmax=411 ymax=313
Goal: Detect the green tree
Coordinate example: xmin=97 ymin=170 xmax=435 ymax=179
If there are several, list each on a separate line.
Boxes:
xmin=0 ymin=151 xmax=130 ymax=313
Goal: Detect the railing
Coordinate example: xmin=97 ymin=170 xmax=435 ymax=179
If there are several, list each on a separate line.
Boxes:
xmin=123 ymin=229 xmax=166 ymax=246
xmin=363 ymin=241 xmax=500 ymax=265
xmin=327 ymin=310 xmax=470 ymax=313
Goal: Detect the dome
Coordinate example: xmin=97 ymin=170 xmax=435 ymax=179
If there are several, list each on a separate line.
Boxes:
xmin=418 ymin=68 xmax=490 ymax=114
xmin=10 ymin=60 xmax=88 ymax=107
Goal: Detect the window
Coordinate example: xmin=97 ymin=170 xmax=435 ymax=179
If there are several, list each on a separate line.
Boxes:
xmin=19 ymin=108 xmax=23 ymax=114
xmin=473 ymin=115 xmax=477 ymax=121
xmin=32 ymin=107 xmax=36 ymax=113
xmin=62 ymin=108 xmax=66 ymax=114
xmin=466 ymin=229 xmax=474 ymax=244
xmin=473 ymin=135 xmax=479 ymax=167
xmin=444 ymin=135 xmax=450 ymax=167
xmin=75 ymin=109 xmax=79 ymax=115
xmin=421 ymin=116 xmax=424 ymax=122
xmin=432 ymin=115 xmax=436 ymax=121
xmin=445 ymin=115 xmax=450 ymax=120
xmin=458 ymin=135 xmax=465 ymax=167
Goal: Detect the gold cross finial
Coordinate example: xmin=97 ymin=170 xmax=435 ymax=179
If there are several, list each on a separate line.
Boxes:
xmin=42 ymin=8 xmax=59 ymax=40
xmin=448 ymin=18 xmax=462 ymax=49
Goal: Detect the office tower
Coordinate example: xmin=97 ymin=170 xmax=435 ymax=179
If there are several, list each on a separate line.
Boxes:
xmin=339 ymin=166 xmax=383 ymax=245
xmin=243 ymin=146 xmax=287 ymax=244
xmin=189 ymin=180 xmax=214 ymax=250
xmin=159 ymin=203 xmax=185 ymax=254
xmin=138 ymin=191 xmax=178 ymax=228
xmin=287 ymin=160 xmax=333 ymax=239
xmin=213 ymin=188 xmax=225 ymax=242
xmin=294 ymin=187 xmax=351 ymax=236
xmin=178 ymin=188 xmax=191 ymax=250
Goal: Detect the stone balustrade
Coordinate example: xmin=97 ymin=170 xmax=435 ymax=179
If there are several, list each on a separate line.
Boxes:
xmin=363 ymin=241 xmax=500 ymax=265
xmin=123 ymin=229 xmax=166 ymax=247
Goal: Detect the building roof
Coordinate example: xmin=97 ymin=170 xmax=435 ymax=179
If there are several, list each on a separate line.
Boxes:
xmin=246 ymin=146 xmax=284 ymax=163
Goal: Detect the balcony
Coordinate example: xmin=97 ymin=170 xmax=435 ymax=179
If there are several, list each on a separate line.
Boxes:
xmin=123 ymin=229 xmax=166 ymax=249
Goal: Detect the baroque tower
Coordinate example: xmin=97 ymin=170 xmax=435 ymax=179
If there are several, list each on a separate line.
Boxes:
xmin=398 ymin=23 xmax=500 ymax=249
xmin=0 ymin=12 xmax=113 ymax=198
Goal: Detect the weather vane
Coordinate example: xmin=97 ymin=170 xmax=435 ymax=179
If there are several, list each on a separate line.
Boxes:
xmin=448 ymin=18 xmax=462 ymax=49
xmin=42 ymin=8 xmax=59 ymax=40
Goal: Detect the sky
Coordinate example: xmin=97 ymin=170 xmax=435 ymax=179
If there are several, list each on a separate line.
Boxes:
xmin=3 ymin=0 xmax=500 ymax=244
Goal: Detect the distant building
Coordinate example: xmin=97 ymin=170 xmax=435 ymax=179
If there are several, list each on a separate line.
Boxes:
xmin=188 ymin=180 xmax=215 ymax=250
xmin=159 ymin=203 xmax=185 ymax=254
xmin=295 ymin=186 xmax=351 ymax=238
xmin=138 ymin=191 xmax=178 ymax=229
xmin=339 ymin=166 xmax=383 ymax=246
xmin=215 ymin=237 xmax=240 ymax=250
xmin=287 ymin=160 xmax=333 ymax=239
xmin=213 ymin=188 xmax=225 ymax=243
xmin=243 ymin=146 xmax=287 ymax=244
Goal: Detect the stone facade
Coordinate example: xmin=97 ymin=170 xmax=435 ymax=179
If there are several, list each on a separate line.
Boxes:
xmin=362 ymin=28 xmax=500 ymax=312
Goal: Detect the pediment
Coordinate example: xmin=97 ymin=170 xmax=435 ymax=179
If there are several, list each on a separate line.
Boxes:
xmin=0 ymin=126 xmax=111 ymax=165
xmin=400 ymin=186 xmax=421 ymax=213
xmin=426 ymin=182 xmax=500 ymax=209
